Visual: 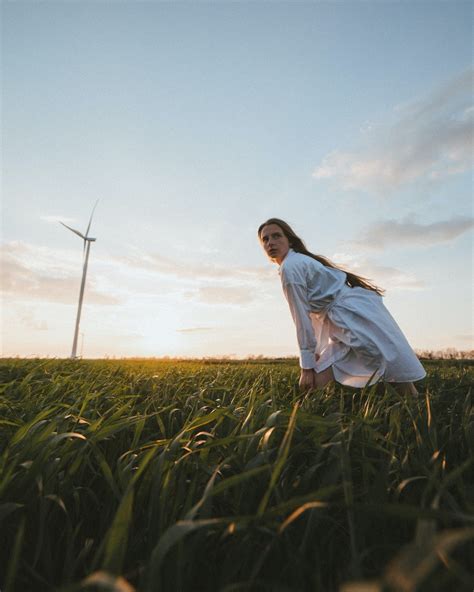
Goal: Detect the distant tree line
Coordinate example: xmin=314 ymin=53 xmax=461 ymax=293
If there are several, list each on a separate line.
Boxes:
xmin=416 ymin=348 xmax=474 ymax=360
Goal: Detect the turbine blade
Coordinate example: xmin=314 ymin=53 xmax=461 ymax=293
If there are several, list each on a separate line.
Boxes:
xmin=85 ymin=199 xmax=99 ymax=238
xmin=60 ymin=221 xmax=86 ymax=240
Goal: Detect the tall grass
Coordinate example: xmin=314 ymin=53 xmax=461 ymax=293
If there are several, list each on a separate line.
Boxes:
xmin=0 ymin=358 xmax=473 ymax=591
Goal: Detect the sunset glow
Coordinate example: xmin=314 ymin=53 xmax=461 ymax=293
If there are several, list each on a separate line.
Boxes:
xmin=2 ymin=2 xmax=473 ymax=358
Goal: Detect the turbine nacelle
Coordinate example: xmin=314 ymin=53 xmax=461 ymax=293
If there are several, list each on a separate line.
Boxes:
xmin=59 ymin=222 xmax=97 ymax=242
xmin=60 ymin=198 xmax=99 ymax=243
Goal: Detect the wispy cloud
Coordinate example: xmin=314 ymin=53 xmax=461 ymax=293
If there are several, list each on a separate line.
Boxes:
xmin=176 ymin=327 xmax=216 ymax=333
xmin=41 ymin=215 xmax=75 ymax=224
xmin=355 ymin=215 xmax=474 ymax=250
xmin=1 ymin=240 xmax=273 ymax=307
xmin=1 ymin=241 xmax=120 ymax=305
xmin=332 ymin=252 xmax=426 ymax=291
xmin=184 ymin=285 xmax=257 ymax=305
xmin=455 ymin=334 xmax=473 ymax=344
xmin=2 ymin=258 xmax=119 ymax=305
xmin=19 ymin=310 xmax=48 ymax=331
xmin=366 ymin=264 xmax=426 ymax=291
xmin=116 ymin=249 xmax=274 ymax=282
xmin=106 ymin=248 xmax=274 ymax=305
xmin=313 ymin=69 xmax=474 ymax=194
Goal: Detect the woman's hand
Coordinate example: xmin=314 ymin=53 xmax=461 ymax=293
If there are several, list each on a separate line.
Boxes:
xmin=299 ymin=368 xmax=316 ymax=392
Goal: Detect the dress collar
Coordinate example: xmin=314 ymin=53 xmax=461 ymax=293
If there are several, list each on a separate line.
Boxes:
xmin=278 ymin=248 xmax=295 ymax=275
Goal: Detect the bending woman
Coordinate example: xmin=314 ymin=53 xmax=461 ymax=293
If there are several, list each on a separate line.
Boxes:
xmin=258 ymin=218 xmax=426 ymax=395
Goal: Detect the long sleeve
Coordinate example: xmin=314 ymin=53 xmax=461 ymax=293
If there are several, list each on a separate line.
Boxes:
xmin=281 ymin=281 xmax=317 ymax=369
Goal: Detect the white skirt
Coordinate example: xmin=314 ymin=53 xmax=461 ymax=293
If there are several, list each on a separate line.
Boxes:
xmin=311 ymin=286 xmax=426 ymax=388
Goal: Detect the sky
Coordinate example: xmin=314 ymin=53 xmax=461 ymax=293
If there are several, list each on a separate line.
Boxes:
xmin=1 ymin=0 xmax=473 ymax=359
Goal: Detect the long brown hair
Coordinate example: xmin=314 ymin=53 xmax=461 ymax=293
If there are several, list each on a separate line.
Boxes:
xmin=258 ymin=218 xmax=384 ymax=295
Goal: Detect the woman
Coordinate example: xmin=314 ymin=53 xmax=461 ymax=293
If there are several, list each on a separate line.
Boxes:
xmin=258 ymin=218 xmax=426 ymax=395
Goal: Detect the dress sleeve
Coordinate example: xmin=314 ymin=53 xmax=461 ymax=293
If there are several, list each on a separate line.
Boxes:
xmin=282 ymin=281 xmax=317 ymax=369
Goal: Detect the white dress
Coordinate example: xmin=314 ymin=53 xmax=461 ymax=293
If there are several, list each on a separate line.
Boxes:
xmin=279 ymin=249 xmax=426 ymax=388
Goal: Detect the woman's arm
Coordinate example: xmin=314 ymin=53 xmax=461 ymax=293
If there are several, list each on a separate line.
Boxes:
xmin=281 ymin=281 xmax=317 ymax=369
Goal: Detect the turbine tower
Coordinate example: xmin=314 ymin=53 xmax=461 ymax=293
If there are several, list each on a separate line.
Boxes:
xmin=60 ymin=201 xmax=99 ymax=359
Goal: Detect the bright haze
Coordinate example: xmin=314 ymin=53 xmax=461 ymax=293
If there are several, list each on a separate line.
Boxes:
xmin=2 ymin=2 xmax=473 ymax=358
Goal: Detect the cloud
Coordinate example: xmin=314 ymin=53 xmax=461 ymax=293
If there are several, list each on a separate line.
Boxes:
xmin=41 ymin=215 xmax=75 ymax=224
xmin=184 ymin=285 xmax=257 ymax=305
xmin=313 ymin=69 xmax=474 ymax=193
xmin=1 ymin=240 xmax=274 ymax=307
xmin=365 ymin=264 xmax=426 ymax=291
xmin=115 ymin=249 xmax=274 ymax=283
xmin=106 ymin=248 xmax=276 ymax=304
xmin=176 ymin=327 xmax=216 ymax=333
xmin=356 ymin=216 xmax=474 ymax=249
xmin=19 ymin=310 xmax=48 ymax=331
xmin=455 ymin=334 xmax=473 ymax=343
xmin=332 ymin=252 xmax=426 ymax=291
xmin=1 ymin=241 xmax=120 ymax=305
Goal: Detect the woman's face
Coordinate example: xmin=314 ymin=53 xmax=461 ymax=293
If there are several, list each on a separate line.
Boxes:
xmin=260 ymin=224 xmax=290 ymax=264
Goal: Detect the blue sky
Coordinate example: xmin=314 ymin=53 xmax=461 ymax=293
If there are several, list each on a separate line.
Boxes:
xmin=2 ymin=1 xmax=473 ymax=358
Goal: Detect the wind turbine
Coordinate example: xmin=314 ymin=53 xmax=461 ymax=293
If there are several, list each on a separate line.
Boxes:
xmin=60 ymin=200 xmax=99 ymax=359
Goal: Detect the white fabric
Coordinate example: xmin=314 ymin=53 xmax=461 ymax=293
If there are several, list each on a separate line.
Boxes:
xmin=279 ymin=249 xmax=426 ymax=388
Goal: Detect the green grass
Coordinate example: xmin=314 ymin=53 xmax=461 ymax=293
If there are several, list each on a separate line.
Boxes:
xmin=0 ymin=358 xmax=473 ymax=591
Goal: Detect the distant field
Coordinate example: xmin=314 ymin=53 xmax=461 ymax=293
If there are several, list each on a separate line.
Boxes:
xmin=0 ymin=358 xmax=473 ymax=592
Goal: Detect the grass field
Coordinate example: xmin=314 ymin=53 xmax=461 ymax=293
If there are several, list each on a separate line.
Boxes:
xmin=0 ymin=358 xmax=473 ymax=592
